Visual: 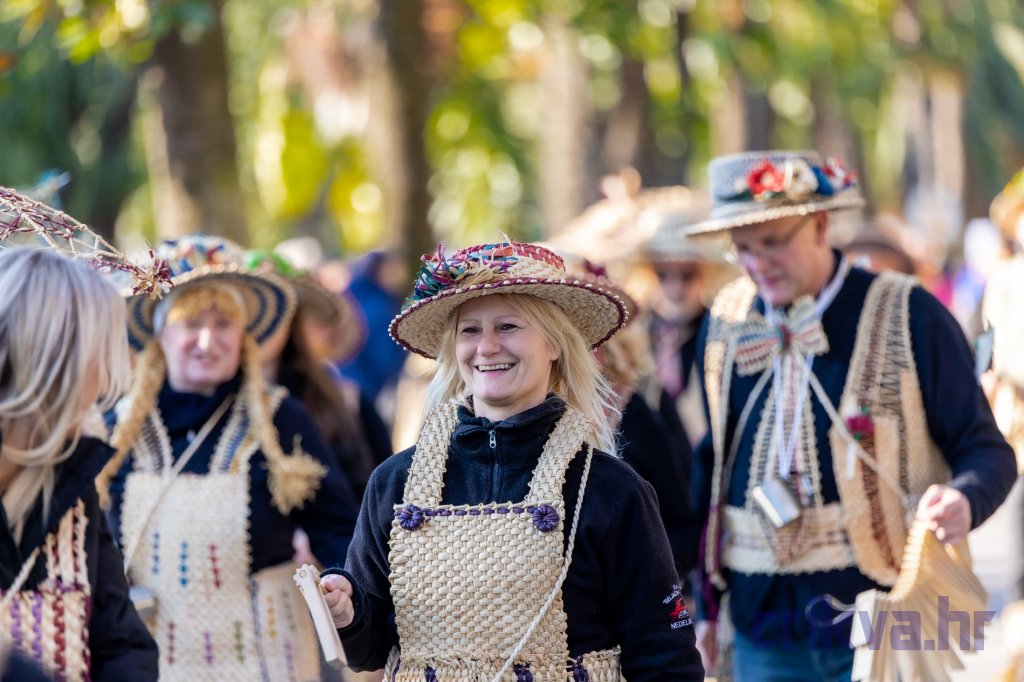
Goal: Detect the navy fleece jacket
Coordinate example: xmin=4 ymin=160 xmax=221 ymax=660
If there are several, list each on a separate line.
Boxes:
xmin=327 ymin=397 xmax=704 ymax=680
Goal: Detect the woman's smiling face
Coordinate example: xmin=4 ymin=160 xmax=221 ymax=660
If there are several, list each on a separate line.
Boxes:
xmin=454 ymin=295 xmax=558 ymax=422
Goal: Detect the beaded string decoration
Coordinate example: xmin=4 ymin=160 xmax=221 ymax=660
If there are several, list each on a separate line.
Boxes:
xmin=0 ymin=186 xmax=172 ymax=299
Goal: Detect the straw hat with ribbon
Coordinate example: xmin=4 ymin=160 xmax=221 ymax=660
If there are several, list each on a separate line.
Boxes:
xmin=684 ymin=150 xmax=865 ymax=236
xmin=245 ymin=249 xmax=366 ymax=364
xmin=389 ymin=241 xmax=629 ymax=359
xmin=125 ymin=234 xmax=296 ymax=351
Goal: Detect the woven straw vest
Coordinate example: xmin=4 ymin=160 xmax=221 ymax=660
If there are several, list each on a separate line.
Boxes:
xmin=384 ymin=401 xmax=622 ymax=682
xmin=1 ymin=501 xmax=91 ymax=681
xmin=703 ymin=272 xmax=950 ymax=588
xmin=120 ymin=387 xmax=321 ymax=681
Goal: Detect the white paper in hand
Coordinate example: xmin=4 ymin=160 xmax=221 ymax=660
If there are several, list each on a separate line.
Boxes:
xmin=293 ymin=564 xmax=347 ymax=668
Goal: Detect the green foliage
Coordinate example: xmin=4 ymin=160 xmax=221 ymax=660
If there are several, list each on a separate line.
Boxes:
xmin=0 ymin=16 xmax=140 ymax=237
xmin=4 ymin=0 xmax=1024 ymax=252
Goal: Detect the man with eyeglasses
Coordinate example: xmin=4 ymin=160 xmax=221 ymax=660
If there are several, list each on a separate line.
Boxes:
xmin=687 ymin=150 xmax=1015 ymax=681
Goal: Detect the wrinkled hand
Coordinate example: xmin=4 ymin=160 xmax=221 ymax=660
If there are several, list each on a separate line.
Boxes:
xmin=321 ymin=574 xmax=355 ymax=629
xmin=695 ymin=620 xmax=717 ymax=674
xmin=916 ymin=484 xmax=972 ymax=544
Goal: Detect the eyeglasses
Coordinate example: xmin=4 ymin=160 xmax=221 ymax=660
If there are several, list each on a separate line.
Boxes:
xmin=729 ymin=215 xmax=814 ymax=263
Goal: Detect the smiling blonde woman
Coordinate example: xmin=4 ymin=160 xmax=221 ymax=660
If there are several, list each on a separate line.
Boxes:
xmin=320 ymin=241 xmax=704 ymax=682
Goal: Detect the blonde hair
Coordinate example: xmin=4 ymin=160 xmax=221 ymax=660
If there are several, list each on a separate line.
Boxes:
xmin=596 ymin=321 xmax=655 ymax=399
xmin=424 ymin=293 xmax=620 ymax=454
xmin=98 ymin=291 xmax=324 ymax=513
xmin=0 ymin=249 xmax=131 ymax=540
xmin=155 ymin=282 xmax=246 ymax=332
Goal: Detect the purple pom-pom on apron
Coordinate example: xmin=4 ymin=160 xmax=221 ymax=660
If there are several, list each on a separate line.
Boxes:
xmin=532 ymin=505 xmax=559 ymax=533
xmin=397 ymin=505 xmax=426 ymax=530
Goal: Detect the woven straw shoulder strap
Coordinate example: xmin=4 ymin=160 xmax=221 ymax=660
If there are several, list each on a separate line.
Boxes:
xmin=525 ymin=405 xmax=591 ymax=503
xmin=402 ymin=400 xmax=593 ymax=506
xmin=403 ymin=401 xmax=461 ymax=506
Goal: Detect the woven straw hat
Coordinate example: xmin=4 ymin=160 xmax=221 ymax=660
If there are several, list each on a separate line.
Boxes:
xmin=126 ymin=234 xmax=296 ymax=350
xmin=389 ymin=241 xmax=628 ymax=359
xmin=990 ymin=168 xmax=1024 ymax=243
xmin=685 ymin=150 xmax=865 ymax=236
xmin=245 ymin=250 xmax=366 ymax=363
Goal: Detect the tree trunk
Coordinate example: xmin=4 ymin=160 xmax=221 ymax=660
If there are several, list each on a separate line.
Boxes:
xmin=370 ymin=0 xmax=435 ymax=273
xmin=537 ymin=14 xmax=591 ymax=237
xmin=140 ymin=0 xmax=247 ymax=243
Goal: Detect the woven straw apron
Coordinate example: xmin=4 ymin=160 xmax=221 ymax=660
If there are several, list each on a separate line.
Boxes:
xmin=384 ymin=402 xmax=622 ymax=682
xmin=0 ymin=501 xmax=91 ymax=681
xmin=120 ymin=394 xmax=319 ymax=681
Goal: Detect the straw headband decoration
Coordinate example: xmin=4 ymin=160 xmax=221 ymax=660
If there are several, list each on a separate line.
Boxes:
xmin=126 ymin=234 xmax=296 ymax=350
xmin=0 ymin=186 xmax=172 ymax=299
xmin=389 ymin=241 xmax=628 ymax=359
xmin=685 ymin=150 xmax=866 ymax=235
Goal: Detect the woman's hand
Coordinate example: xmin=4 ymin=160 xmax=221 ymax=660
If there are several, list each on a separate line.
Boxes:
xmin=321 ymin=574 xmax=355 ymax=628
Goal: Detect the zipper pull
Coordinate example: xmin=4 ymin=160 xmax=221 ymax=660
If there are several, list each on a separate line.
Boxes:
xmin=489 ymin=430 xmax=497 ymax=449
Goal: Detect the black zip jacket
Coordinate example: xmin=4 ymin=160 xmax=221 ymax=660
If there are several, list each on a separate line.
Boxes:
xmin=326 ymin=397 xmax=705 ymax=681
xmin=0 ymin=436 xmax=158 ymax=681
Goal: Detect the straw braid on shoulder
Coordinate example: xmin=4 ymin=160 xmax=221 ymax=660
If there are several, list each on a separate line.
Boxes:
xmin=97 ymin=341 xmax=166 ymax=508
xmin=98 ymin=337 xmax=326 ymax=513
xmin=239 ymin=335 xmax=326 ymax=514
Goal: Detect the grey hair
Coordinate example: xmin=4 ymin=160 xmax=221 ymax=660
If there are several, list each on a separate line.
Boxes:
xmin=0 ymin=248 xmax=131 ymax=539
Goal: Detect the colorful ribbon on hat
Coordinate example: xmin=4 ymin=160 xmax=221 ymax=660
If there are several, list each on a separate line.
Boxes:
xmin=732 ymin=296 xmax=829 ymax=375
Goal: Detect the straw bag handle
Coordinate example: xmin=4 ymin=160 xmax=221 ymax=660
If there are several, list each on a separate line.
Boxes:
xmin=121 ymin=396 xmax=234 ymax=573
xmin=492 ymin=444 xmax=595 ymax=682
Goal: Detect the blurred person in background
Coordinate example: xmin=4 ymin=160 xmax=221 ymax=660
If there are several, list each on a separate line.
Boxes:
xmin=247 ymin=250 xmax=392 ymax=502
xmin=335 ymin=250 xmax=409 ymax=428
xmin=570 ymin=257 xmax=702 ymax=583
xmin=0 ymin=247 xmax=157 ymax=681
xmin=951 ymin=218 xmax=1004 ymax=340
xmin=643 ymin=221 xmax=737 ymax=453
xmin=842 ymin=229 xmax=917 ymax=276
xmin=97 ymin=234 xmax=359 ymax=682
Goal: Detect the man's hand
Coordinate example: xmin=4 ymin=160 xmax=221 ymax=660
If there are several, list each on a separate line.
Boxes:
xmin=916 ymin=484 xmax=972 ymax=544
xmin=695 ymin=620 xmax=717 ymax=673
xmin=321 ymin=574 xmax=355 ymax=629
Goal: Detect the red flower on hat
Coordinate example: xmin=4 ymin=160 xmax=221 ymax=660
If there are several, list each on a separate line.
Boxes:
xmin=747 ymin=160 xmax=786 ymax=198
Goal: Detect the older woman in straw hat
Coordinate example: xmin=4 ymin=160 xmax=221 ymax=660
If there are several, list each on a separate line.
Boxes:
xmin=96 ymin=234 xmax=359 ymax=682
xmin=0 ymin=247 xmax=157 ymax=680
xmin=321 ymin=241 xmax=704 ymax=681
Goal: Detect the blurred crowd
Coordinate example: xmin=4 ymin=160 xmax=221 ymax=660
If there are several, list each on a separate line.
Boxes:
xmin=3 ymin=149 xmax=1024 ymax=682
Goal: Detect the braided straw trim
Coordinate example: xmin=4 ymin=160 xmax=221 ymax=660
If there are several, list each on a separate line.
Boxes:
xmin=98 ymin=341 xmax=167 ymax=507
xmin=829 ymin=272 xmax=950 ymax=586
xmin=722 ymin=502 xmax=856 ymax=575
xmin=703 ymin=277 xmax=758 ymax=589
xmin=402 ymin=401 xmax=460 ymax=506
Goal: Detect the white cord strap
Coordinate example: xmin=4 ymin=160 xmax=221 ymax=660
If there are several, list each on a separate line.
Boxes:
xmin=121 ymin=396 xmax=234 ymax=572
xmin=492 ymin=444 xmax=595 ymax=682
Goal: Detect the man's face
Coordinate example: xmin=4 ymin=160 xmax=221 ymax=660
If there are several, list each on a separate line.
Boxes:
xmin=731 ymin=213 xmax=829 ymax=306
